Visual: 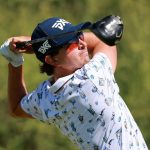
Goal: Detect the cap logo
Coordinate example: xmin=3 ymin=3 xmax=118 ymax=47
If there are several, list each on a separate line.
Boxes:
xmin=38 ymin=40 xmax=51 ymax=54
xmin=52 ymin=19 xmax=70 ymax=30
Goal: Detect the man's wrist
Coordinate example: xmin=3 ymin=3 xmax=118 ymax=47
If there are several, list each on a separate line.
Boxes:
xmin=0 ymin=40 xmax=24 ymax=67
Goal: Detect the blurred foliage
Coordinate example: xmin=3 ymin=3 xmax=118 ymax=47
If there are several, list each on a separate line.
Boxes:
xmin=0 ymin=0 xmax=150 ymax=149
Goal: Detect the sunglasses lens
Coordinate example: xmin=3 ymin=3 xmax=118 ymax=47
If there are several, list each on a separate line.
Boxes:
xmin=67 ymin=43 xmax=78 ymax=54
xmin=69 ymin=32 xmax=84 ymax=44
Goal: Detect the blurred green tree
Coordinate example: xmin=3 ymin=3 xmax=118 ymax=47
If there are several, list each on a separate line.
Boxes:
xmin=0 ymin=0 xmax=149 ymax=149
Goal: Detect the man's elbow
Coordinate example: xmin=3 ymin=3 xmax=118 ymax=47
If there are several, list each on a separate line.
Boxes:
xmin=8 ymin=108 xmax=22 ymax=118
xmin=8 ymin=106 xmax=33 ymax=118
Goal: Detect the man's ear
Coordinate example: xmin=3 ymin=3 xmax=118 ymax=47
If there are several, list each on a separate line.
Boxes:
xmin=45 ymin=55 xmax=54 ymax=65
xmin=45 ymin=55 xmax=58 ymax=66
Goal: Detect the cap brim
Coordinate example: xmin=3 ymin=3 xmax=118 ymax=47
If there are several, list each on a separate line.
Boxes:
xmin=53 ymin=21 xmax=92 ymax=45
xmin=71 ymin=21 xmax=92 ymax=31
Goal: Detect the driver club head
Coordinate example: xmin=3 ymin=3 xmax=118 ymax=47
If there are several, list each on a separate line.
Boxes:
xmin=90 ymin=15 xmax=123 ymax=46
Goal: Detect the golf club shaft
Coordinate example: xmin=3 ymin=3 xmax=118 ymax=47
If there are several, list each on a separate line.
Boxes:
xmin=16 ymin=15 xmax=123 ymax=48
xmin=16 ymin=27 xmax=91 ymax=49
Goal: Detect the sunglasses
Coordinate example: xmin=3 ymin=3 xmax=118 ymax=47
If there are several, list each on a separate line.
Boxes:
xmin=46 ymin=32 xmax=84 ymax=55
xmin=68 ymin=32 xmax=84 ymax=43
xmin=66 ymin=43 xmax=78 ymax=54
xmin=66 ymin=32 xmax=84 ymax=54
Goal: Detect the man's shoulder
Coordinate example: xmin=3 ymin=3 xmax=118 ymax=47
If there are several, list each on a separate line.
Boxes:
xmin=92 ymin=52 xmax=112 ymax=66
xmin=82 ymin=52 xmax=112 ymax=73
xmin=36 ymin=80 xmax=50 ymax=91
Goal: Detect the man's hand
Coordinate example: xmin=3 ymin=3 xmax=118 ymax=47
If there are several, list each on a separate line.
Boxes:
xmin=9 ymin=36 xmax=33 ymax=54
xmin=0 ymin=36 xmax=33 ymax=67
xmin=0 ymin=39 xmax=24 ymax=67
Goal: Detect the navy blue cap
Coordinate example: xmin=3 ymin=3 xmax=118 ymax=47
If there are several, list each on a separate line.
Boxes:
xmin=31 ymin=17 xmax=91 ymax=62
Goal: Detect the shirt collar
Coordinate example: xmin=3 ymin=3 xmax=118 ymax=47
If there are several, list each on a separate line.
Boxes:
xmin=48 ymin=74 xmax=74 ymax=93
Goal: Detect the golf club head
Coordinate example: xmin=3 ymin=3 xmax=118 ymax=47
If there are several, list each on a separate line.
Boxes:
xmin=90 ymin=15 xmax=124 ymax=46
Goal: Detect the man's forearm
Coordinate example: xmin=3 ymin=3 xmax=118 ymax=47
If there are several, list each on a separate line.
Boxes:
xmin=8 ymin=63 xmax=27 ymax=116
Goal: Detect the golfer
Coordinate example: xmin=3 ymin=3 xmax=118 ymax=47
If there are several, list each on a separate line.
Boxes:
xmin=0 ymin=16 xmax=148 ymax=150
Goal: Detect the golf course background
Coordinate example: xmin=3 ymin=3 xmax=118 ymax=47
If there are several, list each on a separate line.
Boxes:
xmin=0 ymin=0 xmax=149 ymax=149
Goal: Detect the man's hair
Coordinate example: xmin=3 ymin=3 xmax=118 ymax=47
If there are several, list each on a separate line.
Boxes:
xmin=39 ymin=46 xmax=62 ymax=75
xmin=40 ymin=63 xmax=54 ymax=76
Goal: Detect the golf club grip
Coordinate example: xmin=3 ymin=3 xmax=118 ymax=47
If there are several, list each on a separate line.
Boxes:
xmin=16 ymin=41 xmax=30 ymax=49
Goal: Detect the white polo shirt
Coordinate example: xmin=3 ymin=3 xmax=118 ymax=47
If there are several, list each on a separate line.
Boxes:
xmin=21 ymin=53 xmax=148 ymax=150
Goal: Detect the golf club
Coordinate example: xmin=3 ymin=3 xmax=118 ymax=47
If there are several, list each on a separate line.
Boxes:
xmin=16 ymin=15 xmax=123 ymax=49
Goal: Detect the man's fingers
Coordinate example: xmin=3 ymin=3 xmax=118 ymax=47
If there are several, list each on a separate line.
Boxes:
xmin=9 ymin=37 xmax=34 ymax=54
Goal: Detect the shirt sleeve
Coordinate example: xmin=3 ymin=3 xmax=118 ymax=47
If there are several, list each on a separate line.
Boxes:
xmin=94 ymin=52 xmax=113 ymax=71
xmin=82 ymin=52 xmax=119 ymax=93
xmin=85 ymin=52 xmax=114 ymax=77
xmin=20 ymin=81 xmax=48 ymax=121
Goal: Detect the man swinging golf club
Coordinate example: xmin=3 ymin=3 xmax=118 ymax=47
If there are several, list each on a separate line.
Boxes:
xmin=0 ymin=15 xmax=148 ymax=150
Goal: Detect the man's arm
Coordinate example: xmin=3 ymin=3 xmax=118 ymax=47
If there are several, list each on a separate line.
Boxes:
xmin=8 ymin=63 xmax=32 ymax=118
xmin=84 ymin=32 xmax=117 ymax=73
xmin=0 ymin=36 xmax=33 ymax=118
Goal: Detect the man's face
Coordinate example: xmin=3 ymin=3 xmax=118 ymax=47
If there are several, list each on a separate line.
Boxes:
xmin=53 ymin=37 xmax=90 ymax=72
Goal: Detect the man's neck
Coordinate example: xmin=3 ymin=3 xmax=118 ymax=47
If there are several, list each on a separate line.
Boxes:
xmin=53 ymin=67 xmax=73 ymax=81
